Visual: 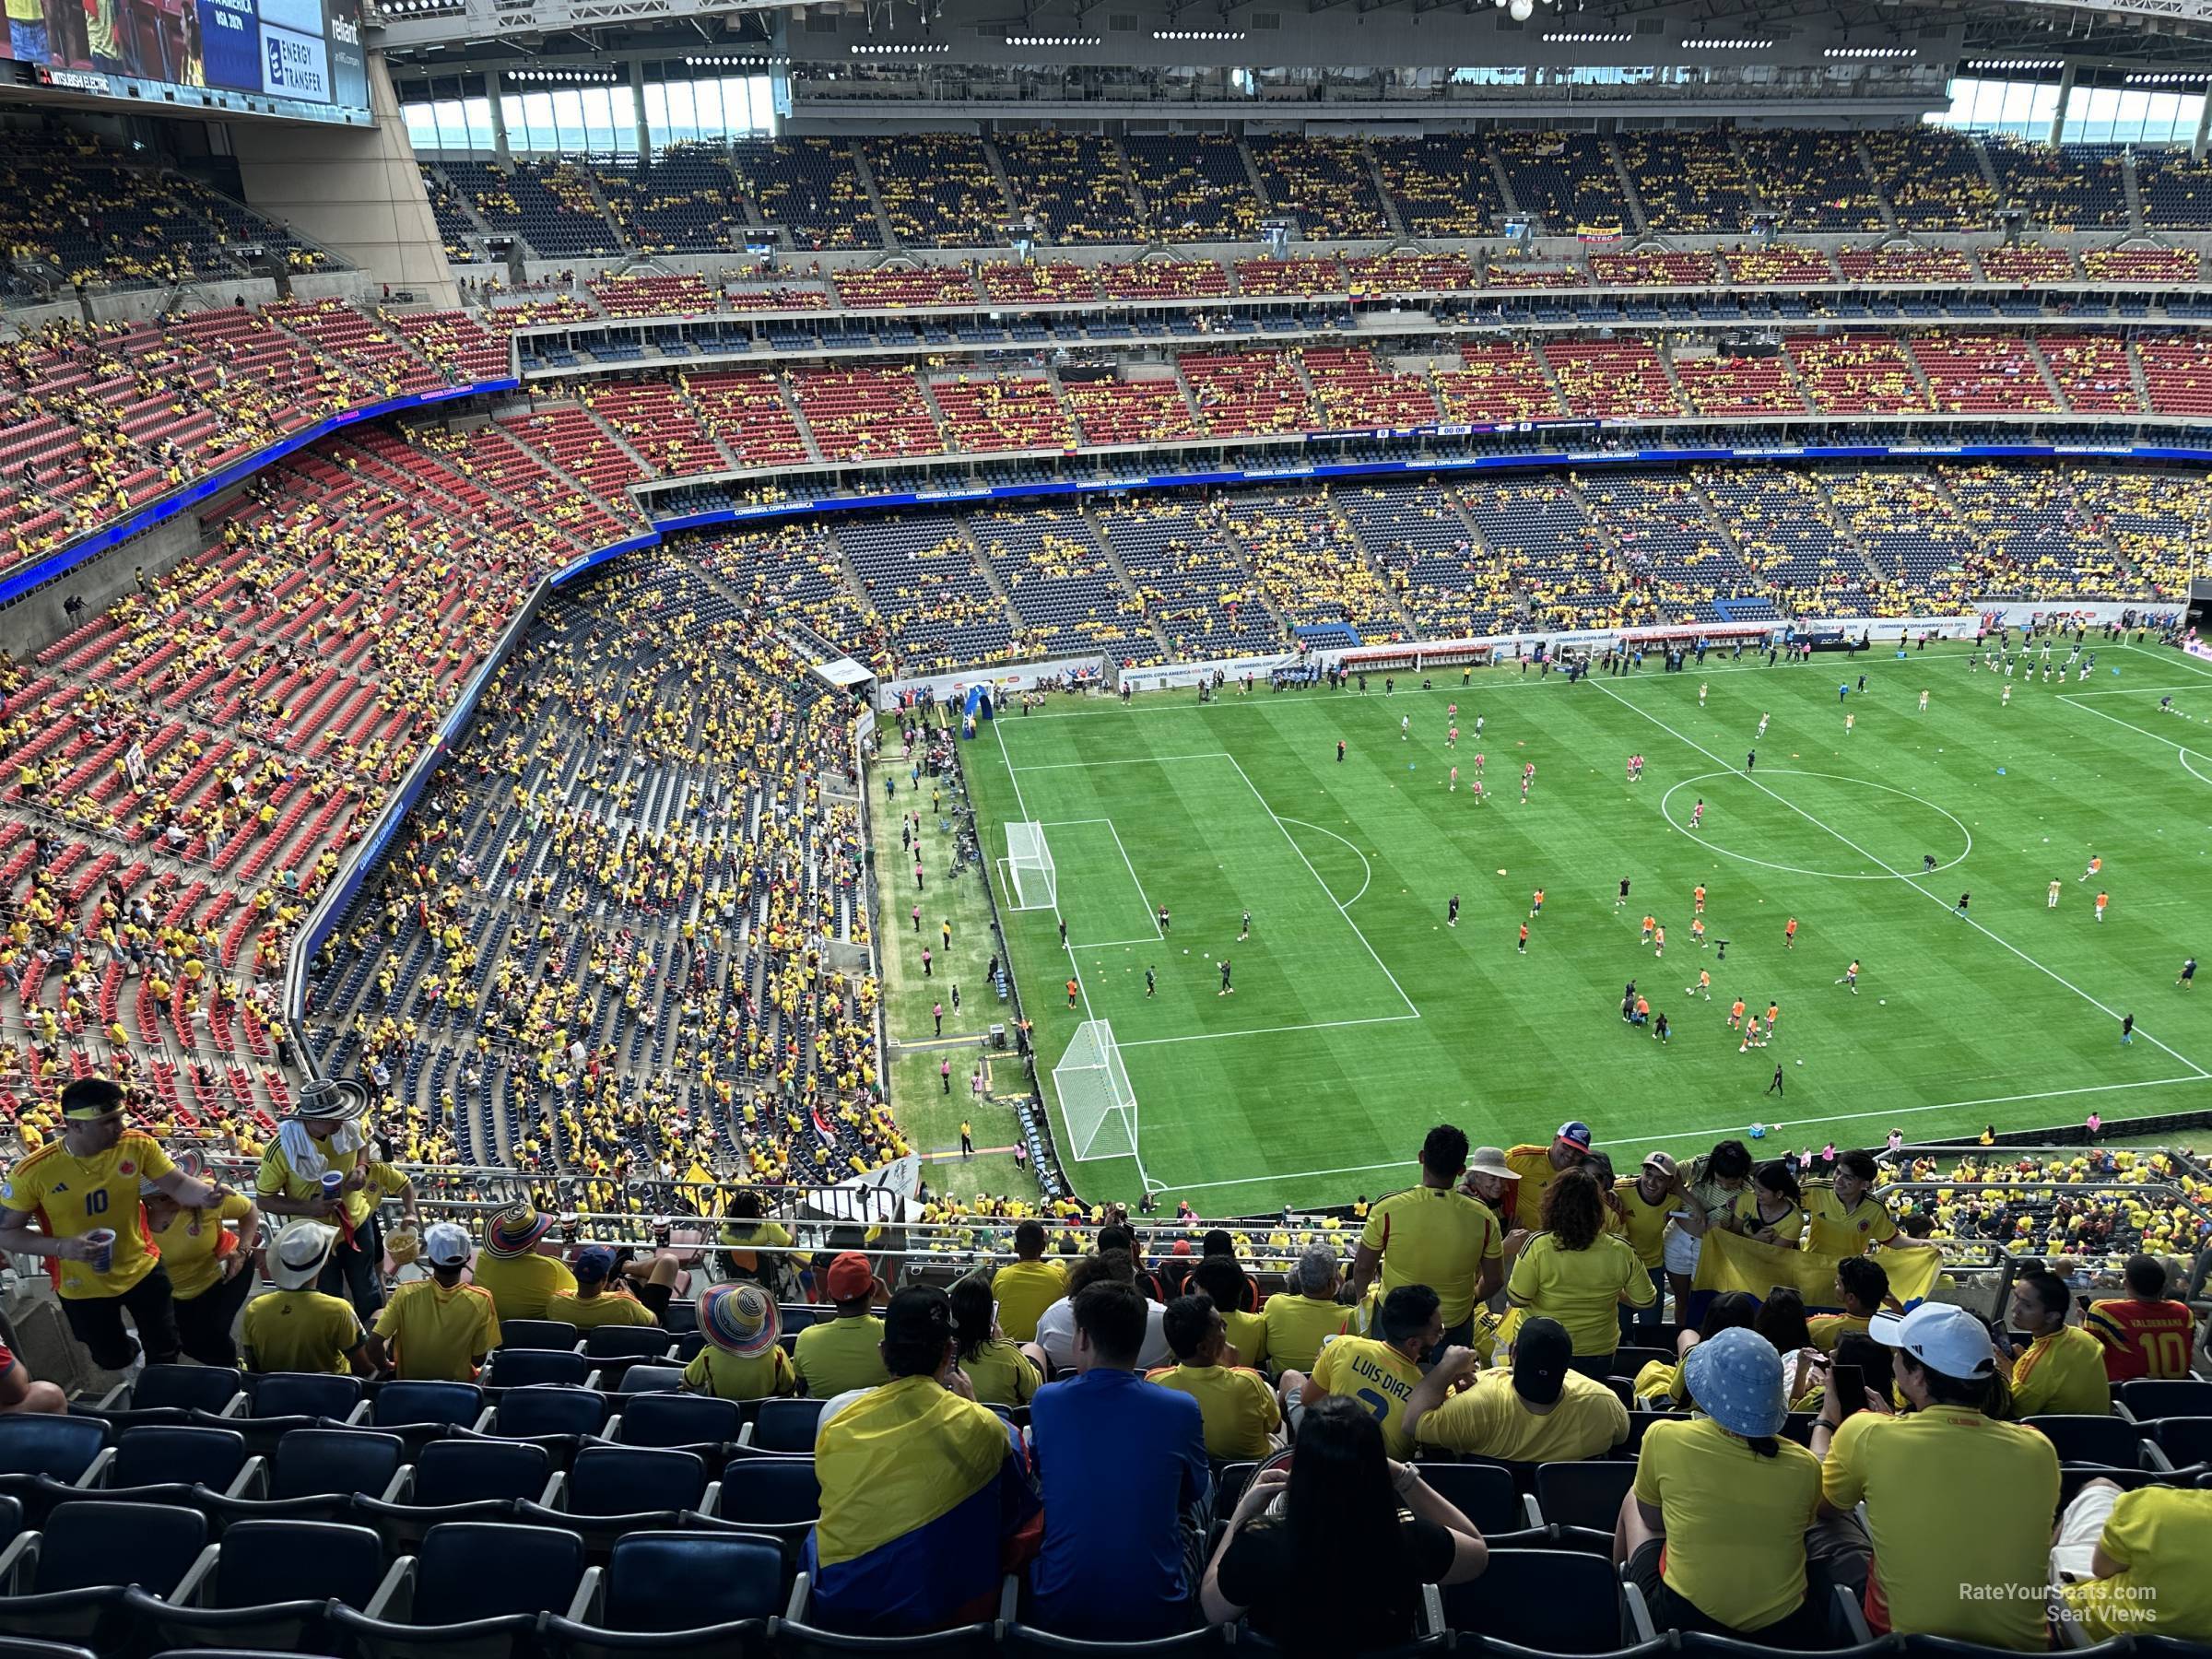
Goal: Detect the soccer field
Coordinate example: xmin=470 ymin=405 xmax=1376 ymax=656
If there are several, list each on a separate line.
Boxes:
xmin=958 ymin=639 xmax=2212 ymax=1213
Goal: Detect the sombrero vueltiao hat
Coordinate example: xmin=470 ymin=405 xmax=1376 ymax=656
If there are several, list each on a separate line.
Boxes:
xmin=700 ymin=1282 xmax=782 ymax=1358
xmin=292 ymin=1077 xmax=371 ymax=1124
xmin=483 ymin=1204 xmax=556 ymax=1259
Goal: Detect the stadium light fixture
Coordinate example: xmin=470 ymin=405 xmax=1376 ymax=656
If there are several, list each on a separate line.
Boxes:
xmin=1153 ymin=29 xmax=1247 ymax=40
xmin=1006 ymin=33 xmax=1102 ymax=45
xmin=849 ymin=41 xmax=949 ymax=52
xmin=1682 ymin=37 xmax=1775 ymax=49
xmin=1543 ymin=29 xmax=1630 ymax=41
xmin=1824 ymin=45 xmax=1916 ymax=58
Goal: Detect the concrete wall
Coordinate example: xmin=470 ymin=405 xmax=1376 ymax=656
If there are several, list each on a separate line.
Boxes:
xmin=0 ymin=508 xmax=211 ymax=664
xmin=229 ymin=53 xmax=457 ymax=308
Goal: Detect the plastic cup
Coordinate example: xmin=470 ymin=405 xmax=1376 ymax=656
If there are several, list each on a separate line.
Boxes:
xmin=84 ymin=1228 xmax=116 ymax=1275
xmin=321 ymin=1171 xmax=345 ymax=1206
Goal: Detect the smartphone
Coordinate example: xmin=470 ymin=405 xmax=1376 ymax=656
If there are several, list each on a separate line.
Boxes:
xmin=1830 ymin=1362 xmax=1865 ymax=1422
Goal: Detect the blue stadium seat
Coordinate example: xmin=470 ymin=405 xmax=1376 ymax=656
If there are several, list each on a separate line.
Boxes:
xmin=1004 ymin=1627 xmax=1230 ymax=1659
xmin=0 ymin=1418 xmax=112 ymax=1525
xmin=487 ymin=1385 xmax=612 ymax=1443
xmin=124 ymin=1518 xmax=400 ymax=1653
xmin=583 ymin=1326 xmax=676 ymax=1362
xmin=613 ymin=1394 xmax=741 ymax=1451
xmin=745 ymin=1398 xmax=825 ymax=1453
xmin=372 ymin=1382 xmax=485 ymax=1433
xmin=715 ymin=1457 xmax=818 ymax=1527
xmin=500 ymin=1322 xmax=582 ymax=1353
xmin=563 ymin=1445 xmax=710 ymax=1517
xmin=0 ymin=1500 xmax=216 ymax=1649
xmin=485 ymin=1349 xmax=595 ymax=1391
xmin=2121 ymin=1381 xmax=2212 ymax=1421
xmin=210 ymin=1374 xmax=369 ymax=1456
xmin=1535 ymin=1461 xmax=1641 ymax=1534
xmin=0 ymin=1640 xmax=96 ymax=1659
xmin=347 ymin=1435 xmax=555 ymax=1554
xmin=2026 ymin=1417 xmax=2146 ymax=1469
xmin=2147 ymin=1416 xmax=2212 ymax=1470
xmin=542 ymin=1531 xmax=785 ymax=1659
xmin=1412 ymin=1463 xmax=1530 ymax=1535
xmin=328 ymin=1520 xmax=592 ymax=1659
xmin=86 ymin=1365 xmax=244 ymax=1430
xmin=1437 ymin=1549 xmax=1653 ymax=1653
xmin=611 ymin=1366 xmax=687 ymax=1397
xmin=197 ymin=1428 xmax=407 ymax=1532
xmin=49 ymin=1424 xmax=256 ymax=1516
xmin=777 ymin=1573 xmax=998 ymax=1659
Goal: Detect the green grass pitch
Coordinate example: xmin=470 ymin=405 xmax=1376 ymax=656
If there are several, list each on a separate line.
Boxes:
xmin=957 ymin=639 xmax=2212 ymax=1212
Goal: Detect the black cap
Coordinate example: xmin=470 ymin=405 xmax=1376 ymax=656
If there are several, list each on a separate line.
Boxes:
xmin=1512 ymin=1316 xmax=1572 ymax=1406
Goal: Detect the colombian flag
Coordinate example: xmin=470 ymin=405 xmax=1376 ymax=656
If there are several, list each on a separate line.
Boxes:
xmin=1693 ymin=1230 xmax=1947 ymax=1309
xmin=806 ymin=1375 xmax=1041 ymax=1632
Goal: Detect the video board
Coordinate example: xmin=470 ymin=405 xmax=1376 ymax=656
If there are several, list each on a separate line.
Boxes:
xmin=4 ymin=0 xmax=371 ymax=124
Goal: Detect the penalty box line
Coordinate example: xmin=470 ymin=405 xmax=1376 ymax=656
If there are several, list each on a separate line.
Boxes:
xmin=1592 ymin=678 xmax=2212 ymax=1082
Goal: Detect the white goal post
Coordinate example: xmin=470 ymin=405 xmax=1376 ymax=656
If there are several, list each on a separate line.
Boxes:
xmin=1054 ymin=1019 xmax=1140 ymax=1162
xmin=1003 ymin=820 xmax=1057 ymax=911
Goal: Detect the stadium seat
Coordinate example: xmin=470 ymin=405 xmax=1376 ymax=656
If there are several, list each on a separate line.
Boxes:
xmin=89 ymin=1366 xmax=245 ymax=1429
xmin=715 ymin=1456 xmax=819 ymax=1527
xmin=583 ymin=1327 xmax=677 ymax=1363
xmin=2121 ymin=1381 xmax=2212 ymax=1420
xmin=2147 ymin=1416 xmax=2212 ymax=1470
xmin=611 ymin=1366 xmax=688 ymax=1397
xmin=328 ymin=1521 xmax=593 ymax=1659
xmin=613 ymin=1393 xmax=743 ymax=1451
xmin=211 ymin=1375 xmax=371 ymax=1454
xmin=745 ymin=1398 xmax=826 ymax=1453
xmin=48 ymin=1424 xmax=256 ymax=1516
xmin=1006 ymin=1628 xmax=1230 ymax=1659
xmin=1412 ymin=1463 xmax=1533 ymax=1535
xmin=198 ymin=1428 xmax=407 ymax=1531
xmin=481 ymin=1386 xmax=614 ymax=1451
xmin=0 ymin=1500 xmax=216 ymax=1648
xmin=1437 ymin=1549 xmax=1653 ymax=1653
xmin=2026 ymin=1417 xmax=2147 ymax=1468
xmin=777 ymin=1573 xmax=998 ymax=1659
xmin=124 ymin=1518 xmax=403 ymax=1653
xmin=541 ymin=1531 xmax=786 ymax=1659
xmin=1535 ymin=1461 xmax=1641 ymax=1534
xmin=484 ymin=1349 xmax=596 ymax=1391
xmin=0 ymin=1419 xmax=112 ymax=1525
xmin=500 ymin=1322 xmax=582 ymax=1353
xmin=371 ymin=1382 xmax=485 ymax=1436
xmin=0 ymin=1641 xmax=96 ymax=1659
xmin=351 ymin=1438 xmax=558 ymax=1551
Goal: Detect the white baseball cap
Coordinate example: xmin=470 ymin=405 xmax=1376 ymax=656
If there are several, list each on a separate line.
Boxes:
xmin=423 ymin=1222 xmax=474 ymax=1267
xmin=1868 ymin=1301 xmax=1994 ymax=1381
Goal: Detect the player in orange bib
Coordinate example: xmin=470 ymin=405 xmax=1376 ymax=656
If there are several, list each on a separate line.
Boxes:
xmin=1641 ymin=914 xmax=1656 ymax=943
xmin=1653 ymin=924 xmax=1665 ymax=958
xmin=1686 ymin=969 xmax=1712 ymax=1000
xmin=1766 ymin=1001 xmax=1780 ymax=1035
xmin=1529 ymin=888 xmax=1545 ymax=918
xmin=2080 ymin=854 xmax=2102 ymax=882
xmin=1692 ymin=885 xmax=1706 ymax=914
xmin=1783 ymin=917 xmax=1799 ymax=948
xmin=1690 ymin=918 xmax=1706 ymax=947
xmin=2095 ymin=890 xmax=2110 ymax=922
xmin=1728 ymin=998 xmax=1746 ymax=1030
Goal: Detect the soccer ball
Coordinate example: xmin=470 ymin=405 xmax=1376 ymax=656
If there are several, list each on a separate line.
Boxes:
xmin=1795 ymin=1059 xmax=1804 ymax=1065
xmin=1182 ymin=948 xmax=1189 ymax=955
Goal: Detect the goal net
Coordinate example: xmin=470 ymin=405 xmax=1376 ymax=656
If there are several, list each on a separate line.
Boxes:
xmin=1004 ymin=820 xmax=1056 ymax=912
xmin=1054 ymin=1019 xmax=1139 ymax=1162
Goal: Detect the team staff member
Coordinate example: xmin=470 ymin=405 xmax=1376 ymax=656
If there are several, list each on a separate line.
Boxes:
xmin=143 ymin=1162 xmax=262 ymax=1368
xmin=1355 ymin=1126 xmax=1505 ymax=1347
xmin=0 ymin=1077 xmax=231 ymax=1371
xmin=241 ymin=1221 xmax=373 ymax=1375
xmin=1614 ymin=1153 xmax=1677 ymax=1339
xmin=370 ymin=1222 xmax=500 ymax=1382
xmin=253 ymin=1078 xmax=418 ymax=1318
xmin=2086 ymin=1254 xmax=2196 ymax=1382
xmin=1803 ymin=1150 xmax=1896 ymax=1258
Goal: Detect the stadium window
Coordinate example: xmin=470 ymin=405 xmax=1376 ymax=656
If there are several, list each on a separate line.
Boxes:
xmin=550 ymin=88 xmax=585 ymax=150
xmin=463 ymin=96 xmax=494 ymax=151
xmin=580 ymin=85 xmax=615 ymax=151
xmin=661 ymin=79 xmax=698 ymax=143
xmin=1449 ymin=65 xmax=1528 ymax=84
xmin=402 ymin=99 xmax=440 ymax=150
xmin=519 ymin=91 xmax=555 ymax=152
xmin=430 ymin=99 xmax=466 ymax=149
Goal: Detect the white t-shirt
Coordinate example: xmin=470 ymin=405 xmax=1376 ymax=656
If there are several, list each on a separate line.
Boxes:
xmin=1033 ymin=1294 xmax=1171 ymax=1371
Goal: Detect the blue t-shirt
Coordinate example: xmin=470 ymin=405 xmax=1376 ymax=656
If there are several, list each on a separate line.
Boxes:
xmin=1028 ymin=1366 xmax=1210 ymax=1638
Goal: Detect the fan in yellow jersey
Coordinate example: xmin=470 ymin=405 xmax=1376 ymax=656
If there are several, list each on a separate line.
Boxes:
xmin=990 ymin=1220 xmax=1068 ymax=1343
xmin=1612 ymin=1152 xmax=1677 ymax=1344
xmin=1147 ymin=1294 xmax=1281 ymax=1459
xmin=1260 ymin=1247 xmax=1349 ymax=1378
xmin=241 ymin=1221 xmax=372 ymax=1376
xmin=1284 ymin=1284 xmax=1441 ymax=1459
xmin=2054 ymin=1483 xmax=2212 ymax=1643
xmin=1999 ymin=1269 xmax=2111 ymax=1418
xmin=1354 ymin=1127 xmax=1506 ymax=1347
xmin=1506 ymin=1169 xmax=1657 ymax=1371
xmin=546 ymin=1245 xmax=677 ymax=1329
xmin=682 ymin=1282 xmax=797 ymax=1401
xmin=470 ymin=1204 xmax=578 ymax=1323
xmin=370 ymin=1223 xmax=501 ymax=1382
xmin=143 ymin=1161 xmax=262 ymax=1369
xmin=1801 ymin=1151 xmax=1897 ymax=1258
xmin=1500 ymin=1121 xmax=1594 ymax=1233
xmin=0 ymin=1077 xmax=232 ymax=1371
xmin=252 ymin=1078 xmax=418 ymax=1319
